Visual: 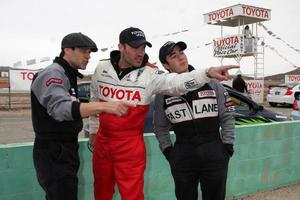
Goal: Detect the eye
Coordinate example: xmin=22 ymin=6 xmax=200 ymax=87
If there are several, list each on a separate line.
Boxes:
xmin=170 ymin=54 xmax=176 ymax=59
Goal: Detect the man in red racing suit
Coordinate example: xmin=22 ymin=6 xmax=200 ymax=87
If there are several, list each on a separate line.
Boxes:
xmin=88 ymin=27 xmax=239 ymax=200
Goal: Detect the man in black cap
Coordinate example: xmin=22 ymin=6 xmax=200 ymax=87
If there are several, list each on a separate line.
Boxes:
xmin=89 ymin=27 xmax=238 ymax=200
xmin=31 ymin=32 xmax=129 ymax=200
xmin=154 ymin=41 xmax=235 ymax=200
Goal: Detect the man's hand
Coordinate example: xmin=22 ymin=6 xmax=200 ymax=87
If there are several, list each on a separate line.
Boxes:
xmin=102 ymin=101 xmax=130 ymax=116
xmin=207 ymin=65 xmax=240 ymax=81
xmin=80 ymin=101 xmax=130 ymax=118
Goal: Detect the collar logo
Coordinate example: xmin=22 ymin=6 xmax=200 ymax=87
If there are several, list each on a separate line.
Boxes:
xmin=163 ymin=41 xmax=173 ymax=47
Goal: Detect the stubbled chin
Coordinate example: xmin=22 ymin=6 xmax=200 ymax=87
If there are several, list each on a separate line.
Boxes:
xmin=78 ymin=65 xmax=87 ymax=70
xmin=136 ymin=60 xmax=143 ymax=66
xmin=132 ymin=62 xmax=142 ymax=67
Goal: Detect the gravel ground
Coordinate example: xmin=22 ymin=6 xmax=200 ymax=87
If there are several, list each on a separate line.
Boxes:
xmin=232 ymin=182 xmax=300 ymax=200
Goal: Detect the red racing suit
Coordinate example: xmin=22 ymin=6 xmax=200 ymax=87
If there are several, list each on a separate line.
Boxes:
xmin=89 ymin=52 xmax=211 ymax=200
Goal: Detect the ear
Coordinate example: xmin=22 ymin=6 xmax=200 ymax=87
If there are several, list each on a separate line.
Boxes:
xmin=64 ymin=48 xmax=73 ymax=53
xmin=118 ymin=43 xmax=124 ymax=51
xmin=64 ymin=48 xmax=73 ymax=56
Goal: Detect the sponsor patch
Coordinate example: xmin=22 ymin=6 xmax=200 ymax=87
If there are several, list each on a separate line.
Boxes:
xmin=155 ymin=70 xmax=165 ymax=75
xmin=184 ymin=79 xmax=199 ymax=89
xmin=127 ymin=68 xmax=144 ymax=82
xmin=46 ymin=78 xmax=62 ymax=87
xmin=165 ymin=103 xmax=193 ymax=123
xmin=165 ymin=96 xmax=182 ymax=105
xmin=223 ymin=91 xmax=235 ymax=112
xmin=192 ymin=99 xmax=218 ymax=119
xmin=198 ymin=90 xmax=216 ymax=98
xmin=98 ymin=84 xmax=142 ymax=102
xmin=224 ymin=91 xmax=231 ymax=103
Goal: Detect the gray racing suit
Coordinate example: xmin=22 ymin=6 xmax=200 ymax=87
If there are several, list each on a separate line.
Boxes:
xmin=31 ymin=57 xmax=83 ymax=200
xmin=154 ymin=66 xmax=235 ymax=200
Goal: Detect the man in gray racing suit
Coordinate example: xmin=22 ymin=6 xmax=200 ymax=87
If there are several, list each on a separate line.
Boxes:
xmin=154 ymin=41 xmax=235 ymax=200
xmin=31 ymin=33 xmax=128 ymax=200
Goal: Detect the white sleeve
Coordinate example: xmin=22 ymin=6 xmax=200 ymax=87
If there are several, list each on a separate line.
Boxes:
xmin=88 ymin=69 xmax=100 ymax=135
xmin=147 ymin=68 xmax=211 ymax=96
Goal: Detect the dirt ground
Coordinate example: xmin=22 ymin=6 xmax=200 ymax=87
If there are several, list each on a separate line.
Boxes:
xmin=232 ymin=183 xmax=300 ymax=200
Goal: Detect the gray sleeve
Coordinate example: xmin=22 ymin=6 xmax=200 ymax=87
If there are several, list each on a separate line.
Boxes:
xmin=153 ymin=94 xmax=173 ymax=152
xmin=209 ymin=80 xmax=235 ymax=144
xmin=31 ymin=65 xmax=75 ymax=122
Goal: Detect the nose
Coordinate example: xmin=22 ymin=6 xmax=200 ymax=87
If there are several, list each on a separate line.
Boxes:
xmin=136 ymin=45 xmax=146 ymax=56
xmin=178 ymin=53 xmax=185 ymax=60
xmin=86 ymin=52 xmax=91 ymax=59
xmin=137 ymin=49 xmax=145 ymax=57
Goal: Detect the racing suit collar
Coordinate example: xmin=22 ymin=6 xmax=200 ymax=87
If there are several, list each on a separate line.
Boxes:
xmin=188 ymin=65 xmax=195 ymax=72
xmin=110 ymin=50 xmax=149 ymax=79
xmin=54 ymin=57 xmax=84 ymax=79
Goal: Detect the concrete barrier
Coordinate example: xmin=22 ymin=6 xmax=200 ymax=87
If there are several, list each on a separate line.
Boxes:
xmin=1 ymin=121 xmax=300 ymax=199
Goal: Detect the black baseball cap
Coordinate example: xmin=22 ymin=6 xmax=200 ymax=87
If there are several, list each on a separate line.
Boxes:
xmin=119 ymin=27 xmax=152 ymax=48
xmin=159 ymin=41 xmax=187 ymax=64
xmin=61 ymin=32 xmax=98 ymax=52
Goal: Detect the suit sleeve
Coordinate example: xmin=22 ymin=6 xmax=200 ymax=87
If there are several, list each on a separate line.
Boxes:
xmin=31 ymin=67 xmax=79 ymax=122
xmin=153 ymin=94 xmax=173 ymax=152
xmin=210 ymin=80 xmax=235 ymax=144
xmin=88 ymin=67 xmax=100 ymax=135
xmin=147 ymin=68 xmax=211 ymax=96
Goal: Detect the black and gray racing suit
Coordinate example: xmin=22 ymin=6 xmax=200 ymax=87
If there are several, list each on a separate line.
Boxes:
xmin=31 ymin=57 xmax=83 ymax=200
xmin=154 ymin=66 xmax=235 ymax=200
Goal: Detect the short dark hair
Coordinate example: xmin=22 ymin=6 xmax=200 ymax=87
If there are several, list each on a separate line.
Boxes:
xmin=59 ymin=50 xmax=64 ymax=58
xmin=59 ymin=47 xmax=75 ymax=58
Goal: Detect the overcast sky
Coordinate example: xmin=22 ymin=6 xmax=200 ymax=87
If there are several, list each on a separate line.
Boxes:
xmin=1 ymin=0 xmax=299 ymax=76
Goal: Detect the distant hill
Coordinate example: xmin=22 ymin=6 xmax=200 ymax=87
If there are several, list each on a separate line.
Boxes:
xmin=265 ymin=68 xmax=300 ymax=81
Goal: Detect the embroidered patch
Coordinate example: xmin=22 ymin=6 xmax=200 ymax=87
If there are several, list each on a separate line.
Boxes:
xmin=223 ymin=91 xmax=235 ymax=112
xmin=155 ymin=70 xmax=165 ymax=75
xmin=46 ymin=78 xmax=62 ymax=86
xmin=184 ymin=79 xmax=199 ymax=89
xmin=126 ymin=68 xmax=145 ymax=82
xmin=165 ymin=96 xmax=182 ymax=105
xmin=198 ymin=90 xmax=216 ymax=98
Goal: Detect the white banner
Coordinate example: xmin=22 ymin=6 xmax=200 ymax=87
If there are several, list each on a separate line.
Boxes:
xmin=285 ymin=75 xmax=300 ymax=84
xmin=9 ymin=69 xmax=39 ymax=91
xmin=213 ymin=35 xmax=243 ymax=57
xmin=246 ymin=80 xmax=264 ymax=103
xmin=204 ymin=4 xmax=271 ymax=24
xmin=222 ymin=79 xmax=264 ymax=103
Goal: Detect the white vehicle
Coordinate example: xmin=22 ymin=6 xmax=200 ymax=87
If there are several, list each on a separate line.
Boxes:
xmin=291 ymin=92 xmax=300 ymax=120
xmin=267 ymin=83 xmax=300 ymax=107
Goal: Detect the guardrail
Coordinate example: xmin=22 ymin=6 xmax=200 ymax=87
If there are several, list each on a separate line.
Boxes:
xmin=1 ymin=121 xmax=300 ymax=199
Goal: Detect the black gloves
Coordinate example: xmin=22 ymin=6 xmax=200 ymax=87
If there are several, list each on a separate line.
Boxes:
xmin=162 ymin=146 xmax=172 ymax=161
xmin=224 ymin=143 xmax=234 ymax=157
